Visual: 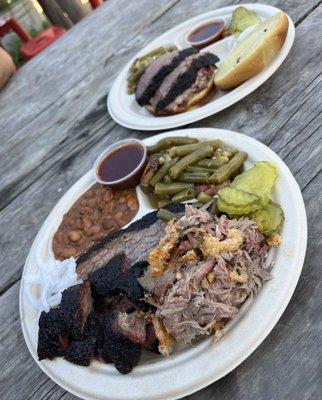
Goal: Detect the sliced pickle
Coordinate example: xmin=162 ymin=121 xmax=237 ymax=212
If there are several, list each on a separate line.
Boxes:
xmin=217 ymin=187 xmax=262 ymax=215
xmin=229 ymin=6 xmax=261 ymax=36
xmin=251 ymin=201 xmax=284 ymax=234
xmin=231 ymin=161 xmax=278 ymax=206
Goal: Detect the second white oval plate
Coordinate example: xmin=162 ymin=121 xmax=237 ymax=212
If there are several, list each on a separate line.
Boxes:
xmin=20 ymin=129 xmax=306 ymax=400
xmin=107 ymin=4 xmax=295 ymax=131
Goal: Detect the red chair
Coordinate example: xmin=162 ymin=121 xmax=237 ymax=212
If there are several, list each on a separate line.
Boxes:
xmin=89 ymin=0 xmax=103 ymax=9
xmin=0 ymin=17 xmax=66 ymax=60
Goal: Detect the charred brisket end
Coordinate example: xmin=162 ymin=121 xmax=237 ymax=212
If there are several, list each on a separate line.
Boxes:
xmin=89 ymin=255 xmax=149 ymax=308
xmin=64 ymin=312 xmax=100 ymax=366
xmin=156 ymin=53 xmax=220 ymax=113
xmin=100 ymin=313 xmax=142 ymax=374
xmin=37 ymin=308 xmax=69 ymax=360
xmin=64 ymin=337 xmax=97 ymax=366
xmin=60 ymin=281 xmax=93 ymax=340
xmin=137 ymin=47 xmax=198 ymax=106
xmin=38 ymin=283 xmax=93 ymax=361
xmin=76 ymin=203 xmax=185 ymax=272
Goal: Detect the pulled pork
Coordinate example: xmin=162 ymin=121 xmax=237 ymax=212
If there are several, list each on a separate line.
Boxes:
xmin=142 ymin=205 xmax=276 ymax=348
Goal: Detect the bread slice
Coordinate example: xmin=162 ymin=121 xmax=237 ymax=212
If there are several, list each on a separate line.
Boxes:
xmin=147 ymin=70 xmax=216 ymax=116
xmin=215 ymin=12 xmax=289 ymax=89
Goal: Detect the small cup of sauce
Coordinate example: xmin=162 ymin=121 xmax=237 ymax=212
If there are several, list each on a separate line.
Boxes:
xmin=94 ymin=139 xmax=147 ymax=190
xmin=186 ymin=19 xmax=225 ymax=49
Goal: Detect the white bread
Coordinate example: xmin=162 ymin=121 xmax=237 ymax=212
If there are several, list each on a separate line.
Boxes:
xmin=215 ymin=12 xmax=289 ymax=89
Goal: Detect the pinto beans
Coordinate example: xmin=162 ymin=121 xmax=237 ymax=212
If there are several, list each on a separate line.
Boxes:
xmin=53 ymin=183 xmax=138 ymax=260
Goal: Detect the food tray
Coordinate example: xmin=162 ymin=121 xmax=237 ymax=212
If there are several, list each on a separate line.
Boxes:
xmin=20 ymin=128 xmax=306 ymax=400
xmin=107 ymin=4 xmax=295 ymax=131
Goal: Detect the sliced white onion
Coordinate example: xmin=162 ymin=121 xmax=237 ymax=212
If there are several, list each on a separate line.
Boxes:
xmin=24 ymin=255 xmax=82 ymax=313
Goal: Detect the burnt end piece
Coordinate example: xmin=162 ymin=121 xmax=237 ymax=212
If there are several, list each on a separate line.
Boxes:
xmin=100 ymin=313 xmax=142 ymax=374
xmin=136 ymin=47 xmax=198 ymax=106
xmin=37 ymin=282 xmax=93 ymax=361
xmin=89 ymin=254 xmax=149 ymax=309
xmin=156 ymin=53 xmax=220 ymax=113
xmin=60 ymin=281 xmax=93 ymax=340
xmin=37 ymin=308 xmax=69 ymax=360
xmin=64 ymin=313 xmax=100 ymax=366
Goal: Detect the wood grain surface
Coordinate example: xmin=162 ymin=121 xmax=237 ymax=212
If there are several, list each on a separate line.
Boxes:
xmin=0 ymin=1 xmax=321 ymax=399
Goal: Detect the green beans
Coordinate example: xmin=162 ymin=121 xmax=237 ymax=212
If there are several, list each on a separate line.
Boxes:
xmin=167 ymin=140 xmax=222 ymax=158
xmin=172 ymin=187 xmax=195 ymax=203
xmin=140 ymin=183 xmax=153 ymax=194
xmin=140 ymin=136 xmax=248 ymax=207
xmin=157 ymin=208 xmax=177 ymax=221
xmin=197 ymin=192 xmax=213 ymax=204
xmin=169 ymin=145 xmax=214 ymax=179
xmin=157 ymin=199 xmax=171 ymax=209
xmin=186 ymin=165 xmax=215 ymax=173
xmin=154 ymin=182 xmax=193 ymax=196
xmin=177 ymin=172 xmax=210 ymax=184
xmin=210 ymin=151 xmax=248 ymax=183
xmin=147 ymin=137 xmax=199 ymax=154
xmin=149 ymin=157 xmax=179 ymax=187
xmin=163 ymin=174 xmax=172 ymax=183
xmin=196 ymin=156 xmax=229 ymax=168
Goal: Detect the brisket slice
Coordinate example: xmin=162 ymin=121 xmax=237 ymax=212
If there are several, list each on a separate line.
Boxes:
xmin=155 ymin=53 xmax=219 ymax=113
xmin=136 ymin=47 xmax=198 ymax=106
xmin=149 ymin=52 xmax=201 ymax=109
xmin=135 ymin=52 xmax=176 ymax=102
xmin=76 ymin=203 xmax=185 ymax=279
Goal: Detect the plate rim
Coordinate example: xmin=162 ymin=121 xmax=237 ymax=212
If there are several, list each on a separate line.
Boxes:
xmin=107 ymin=3 xmax=295 ymax=131
xmin=20 ymin=128 xmax=307 ymax=400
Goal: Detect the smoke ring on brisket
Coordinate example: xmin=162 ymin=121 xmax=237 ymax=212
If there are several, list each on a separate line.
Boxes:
xmin=155 ymin=53 xmax=220 ymax=113
xmin=136 ymin=47 xmax=198 ymax=106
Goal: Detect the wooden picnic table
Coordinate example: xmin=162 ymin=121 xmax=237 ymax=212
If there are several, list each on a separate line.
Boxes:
xmin=0 ymin=0 xmax=321 ymax=399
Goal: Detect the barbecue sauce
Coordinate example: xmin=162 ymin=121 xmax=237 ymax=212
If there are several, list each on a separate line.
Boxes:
xmin=187 ymin=20 xmax=225 ymax=47
xmin=98 ymin=143 xmax=144 ymax=182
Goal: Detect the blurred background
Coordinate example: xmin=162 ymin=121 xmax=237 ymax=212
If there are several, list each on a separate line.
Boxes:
xmin=0 ymin=0 xmax=105 ymax=66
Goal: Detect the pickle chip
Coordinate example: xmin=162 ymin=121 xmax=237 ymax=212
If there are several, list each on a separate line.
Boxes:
xmin=229 ymin=6 xmax=261 ymax=36
xmin=251 ymin=201 xmax=284 ymax=234
xmin=217 ymin=187 xmax=262 ymax=215
xmin=231 ymin=161 xmax=278 ymax=206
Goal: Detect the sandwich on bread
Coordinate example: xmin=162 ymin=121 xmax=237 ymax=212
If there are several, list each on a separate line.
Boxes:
xmin=135 ymin=48 xmax=219 ymax=115
xmin=215 ymin=12 xmax=289 ymax=89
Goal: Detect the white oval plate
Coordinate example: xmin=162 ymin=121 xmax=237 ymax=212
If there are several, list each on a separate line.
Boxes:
xmin=20 ymin=128 xmax=307 ymax=400
xmin=107 ymin=4 xmax=295 ymax=131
